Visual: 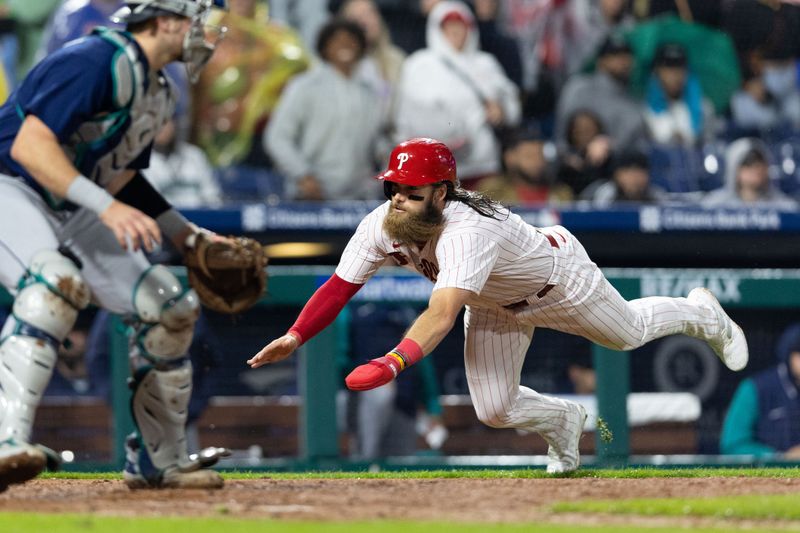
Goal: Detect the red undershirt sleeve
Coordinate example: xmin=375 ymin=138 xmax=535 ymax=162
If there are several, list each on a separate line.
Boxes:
xmin=287 ymin=274 xmax=363 ymax=345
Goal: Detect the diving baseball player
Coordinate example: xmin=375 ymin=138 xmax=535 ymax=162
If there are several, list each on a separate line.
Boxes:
xmin=0 ymin=0 xmax=231 ymax=490
xmin=249 ymin=137 xmax=749 ymax=474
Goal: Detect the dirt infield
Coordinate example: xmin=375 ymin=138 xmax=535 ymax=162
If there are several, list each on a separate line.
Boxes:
xmin=1 ymin=476 xmax=800 ymax=526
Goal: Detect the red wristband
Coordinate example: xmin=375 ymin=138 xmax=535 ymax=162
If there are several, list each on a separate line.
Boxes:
xmin=393 ymin=337 xmax=424 ymax=368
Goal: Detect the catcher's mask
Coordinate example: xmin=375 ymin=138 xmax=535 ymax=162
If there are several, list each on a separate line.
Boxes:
xmin=376 ymin=137 xmax=458 ymax=199
xmin=112 ymin=0 xmax=228 ymax=83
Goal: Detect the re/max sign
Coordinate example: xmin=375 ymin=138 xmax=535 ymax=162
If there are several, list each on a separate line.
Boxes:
xmin=640 ymin=274 xmax=741 ymax=303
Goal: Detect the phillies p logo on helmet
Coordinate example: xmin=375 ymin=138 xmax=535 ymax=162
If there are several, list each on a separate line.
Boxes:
xmin=397 ymin=153 xmax=409 ymax=169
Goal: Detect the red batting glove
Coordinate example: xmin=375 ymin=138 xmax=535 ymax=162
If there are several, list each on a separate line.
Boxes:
xmin=346 ymin=339 xmax=423 ymax=391
xmin=345 ymin=354 xmax=404 ymax=391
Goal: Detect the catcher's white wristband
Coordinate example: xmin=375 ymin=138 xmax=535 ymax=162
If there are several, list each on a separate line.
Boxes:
xmin=65 ymin=175 xmax=114 ymax=214
xmin=156 ymin=208 xmax=192 ymax=242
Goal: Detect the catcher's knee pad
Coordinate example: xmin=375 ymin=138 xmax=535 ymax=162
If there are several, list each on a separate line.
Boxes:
xmin=130 ymin=265 xmax=199 ymax=365
xmin=0 ymin=250 xmax=90 ymax=442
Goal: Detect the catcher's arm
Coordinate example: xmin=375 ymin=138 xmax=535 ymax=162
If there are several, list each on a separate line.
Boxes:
xmin=345 ymin=287 xmax=472 ymax=391
xmin=11 ymin=115 xmax=161 ymax=252
xmin=247 ymin=274 xmax=362 ymax=368
xmin=114 ymin=173 xmax=240 ymax=257
xmin=111 ymin=171 xmax=205 ymax=252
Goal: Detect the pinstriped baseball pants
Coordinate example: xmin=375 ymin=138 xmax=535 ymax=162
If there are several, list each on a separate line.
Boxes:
xmin=463 ymin=226 xmax=719 ymax=450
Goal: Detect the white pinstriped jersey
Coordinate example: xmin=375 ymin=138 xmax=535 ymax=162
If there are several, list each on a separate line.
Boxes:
xmin=335 ymin=201 xmax=555 ymax=308
xmin=335 ymin=196 xmax=737 ymax=472
xmin=337 ymin=192 xmax=743 ymax=474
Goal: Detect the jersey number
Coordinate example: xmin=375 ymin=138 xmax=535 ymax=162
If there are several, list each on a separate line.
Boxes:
xmin=419 ymin=258 xmax=439 ymax=282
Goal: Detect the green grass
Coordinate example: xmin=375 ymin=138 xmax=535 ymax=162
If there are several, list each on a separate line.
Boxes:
xmin=6 ymin=469 xmax=800 ymax=532
xmin=41 ymin=467 xmax=800 ymax=481
xmin=553 ymin=493 xmax=800 ymax=521
xmin=0 ymin=514 xmax=785 ymax=533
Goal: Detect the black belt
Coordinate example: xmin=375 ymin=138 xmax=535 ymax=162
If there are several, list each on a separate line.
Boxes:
xmin=503 ymin=232 xmax=560 ymax=310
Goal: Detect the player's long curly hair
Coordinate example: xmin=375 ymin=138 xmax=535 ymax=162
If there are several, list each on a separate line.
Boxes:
xmin=442 ymin=182 xmax=509 ymax=220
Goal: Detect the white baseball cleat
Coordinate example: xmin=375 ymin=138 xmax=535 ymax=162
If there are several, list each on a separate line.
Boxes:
xmin=688 ymin=288 xmax=749 ymax=371
xmin=546 ymin=401 xmax=587 ymax=474
xmin=0 ymin=439 xmax=47 ymax=489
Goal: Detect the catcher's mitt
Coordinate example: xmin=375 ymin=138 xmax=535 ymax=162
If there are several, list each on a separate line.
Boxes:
xmin=184 ymin=233 xmax=268 ymax=314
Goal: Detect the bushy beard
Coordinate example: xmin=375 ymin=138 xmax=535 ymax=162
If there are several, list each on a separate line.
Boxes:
xmin=383 ymin=200 xmax=444 ymax=245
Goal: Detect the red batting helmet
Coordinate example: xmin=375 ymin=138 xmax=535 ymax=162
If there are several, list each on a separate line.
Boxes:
xmin=376 ymin=138 xmax=457 ymax=187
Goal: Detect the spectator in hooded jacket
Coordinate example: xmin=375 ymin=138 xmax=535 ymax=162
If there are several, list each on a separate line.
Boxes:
xmin=702 ymin=137 xmax=797 ymax=209
xmin=720 ymin=323 xmax=800 ymax=459
xmin=644 ymin=42 xmax=716 ymax=147
xmin=394 ymin=0 xmax=520 ymax=187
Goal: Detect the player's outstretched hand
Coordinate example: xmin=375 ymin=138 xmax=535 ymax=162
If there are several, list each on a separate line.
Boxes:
xmin=100 ymin=200 xmax=161 ymax=252
xmin=248 ymin=334 xmax=299 ymax=368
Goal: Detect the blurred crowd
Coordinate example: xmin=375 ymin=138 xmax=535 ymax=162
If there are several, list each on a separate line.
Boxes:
xmin=1 ymin=0 xmax=799 ymax=209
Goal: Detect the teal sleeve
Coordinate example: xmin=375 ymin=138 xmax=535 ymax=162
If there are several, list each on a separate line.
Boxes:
xmin=418 ymin=356 xmax=442 ymax=416
xmin=720 ymin=379 xmax=777 ymax=456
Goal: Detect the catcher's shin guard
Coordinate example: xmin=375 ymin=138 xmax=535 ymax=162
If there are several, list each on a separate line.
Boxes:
xmin=125 ymin=266 xmax=227 ymax=489
xmin=0 ymin=250 xmax=89 ymax=488
xmin=125 ymin=362 xmax=225 ymax=489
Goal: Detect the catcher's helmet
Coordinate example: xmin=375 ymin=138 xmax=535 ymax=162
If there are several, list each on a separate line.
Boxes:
xmin=377 ymin=138 xmax=457 ymax=187
xmin=111 ymin=0 xmax=226 ymax=24
xmin=112 ymin=0 xmax=228 ymax=83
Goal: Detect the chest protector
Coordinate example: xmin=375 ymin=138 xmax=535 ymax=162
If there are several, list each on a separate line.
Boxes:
xmin=62 ymin=28 xmax=176 ymax=188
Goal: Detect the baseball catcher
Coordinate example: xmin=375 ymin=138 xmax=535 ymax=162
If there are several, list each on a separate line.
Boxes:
xmin=0 ymin=0 xmax=272 ymax=492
